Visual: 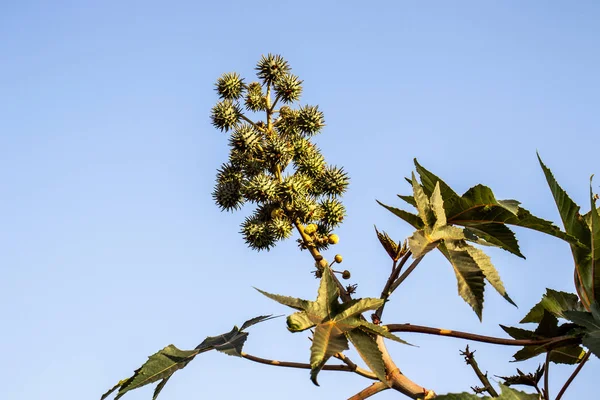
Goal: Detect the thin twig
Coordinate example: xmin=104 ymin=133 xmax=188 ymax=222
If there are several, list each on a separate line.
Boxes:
xmin=240 ymin=352 xmax=376 ymax=377
xmin=460 ymin=346 xmax=498 ymax=397
xmin=374 ymin=251 xmax=412 ymax=323
xmin=386 ymin=323 xmax=580 ymax=348
xmin=544 ymin=351 xmax=551 ymax=400
xmin=348 ymin=382 xmax=390 ymax=400
xmin=389 ymin=255 xmax=424 ymax=293
xmin=334 ymin=353 xmax=379 ymax=380
xmin=555 ymin=351 xmax=591 ymax=400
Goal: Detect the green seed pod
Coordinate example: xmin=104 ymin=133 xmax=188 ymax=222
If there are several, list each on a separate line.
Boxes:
xmin=264 ymin=136 xmax=293 ymax=171
xmin=274 ymin=73 xmax=303 ymax=103
xmin=215 ymin=72 xmax=245 ymax=100
xmin=245 ymin=82 xmax=267 ymax=112
xmin=211 ymin=99 xmax=242 ymax=132
xmin=229 ymin=124 xmax=263 ymax=155
xmin=270 ymin=217 xmax=293 ymax=240
xmin=317 ymin=166 xmax=349 ymax=196
xmin=256 ymin=54 xmax=290 ymax=86
xmin=243 ymin=173 xmax=279 ymax=202
xmin=297 ymin=105 xmax=324 ymax=136
xmin=241 ymin=216 xmax=276 ymax=251
xmin=319 ymin=198 xmax=346 ymax=228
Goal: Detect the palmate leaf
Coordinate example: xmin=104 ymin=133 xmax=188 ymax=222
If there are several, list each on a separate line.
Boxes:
xmin=101 ymin=315 xmax=274 ymax=400
xmin=564 ymin=301 xmax=600 ymax=358
xmin=374 ymin=226 xmax=403 ymax=261
xmin=414 ymin=158 xmax=581 ymax=257
xmin=589 ymin=178 xmax=600 ymax=305
xmin=538 ymin=155 xmax=595 ymax=308
xmin=501 ymin=312 xmax=585 ymax=364
xmin=346 ymin=329 xmax=387 ymax=383
xmin=257 ymin=266 xmax=408 ymax=385
xmin=521 ymin=289 xmax=585 ymax=323
xmin=439 ymin=241 xmax=486 ymax=320
xmin=436 ymin=384 xmax=539 ymax=399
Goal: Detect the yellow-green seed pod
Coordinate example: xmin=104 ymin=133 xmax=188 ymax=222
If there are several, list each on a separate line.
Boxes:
xmin=328 ymin=234 xmax=339 ymax=244
xmin=334 ymin=254 xmax=343 ymax=263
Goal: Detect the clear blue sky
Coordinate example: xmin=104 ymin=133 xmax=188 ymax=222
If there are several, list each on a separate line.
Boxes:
xmin=1 ymin=1 xmax=598 ymax=399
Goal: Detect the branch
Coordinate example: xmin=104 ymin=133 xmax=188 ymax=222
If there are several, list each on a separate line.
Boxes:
xmin=348 ymin=382 xmax=389 ymax=400
xmin=240 ymin=352 xmax=376 ymax=377
xmin=388 ymin=255 xmax=424 ymax=293
xmin=386 ymin=323 xmax=580 ymax=348
xmin=555 ymin=351 xmax=591 ymax=400
xmin=374 ymin=251 xmax=412 ymax=323
xmin=460 ymin=345 xmax=498 ymax=397
xmin=334 ymin=352 xmax=379 ymax=380
xmin=376 ymin=336 xmax=435 ymax=399
xmin=543 ymin=351 xmax=551 ymax=400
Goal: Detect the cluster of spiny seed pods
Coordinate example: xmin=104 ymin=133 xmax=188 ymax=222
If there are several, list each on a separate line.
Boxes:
xmin=211 ymin=55 xmax=349 ymax=251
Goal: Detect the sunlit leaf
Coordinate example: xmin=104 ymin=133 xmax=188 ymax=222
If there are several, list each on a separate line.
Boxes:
xmin=521 ymin=289 xmax=584 ymax=323
xmin=346 ymin=329 xmax=388 ymax=384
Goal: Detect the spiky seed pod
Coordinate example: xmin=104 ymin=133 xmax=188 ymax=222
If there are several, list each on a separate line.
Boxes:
xmin=319 ymin=198 xmax=346 ymax=228
xmin=212 ymin=181 xmax=244 ymax=211
xmin=274 ymin=106 xmax=301 ymax=138
xmin=241 ymin=216 xmax=276 ymax=251
xmin=215 ymin=72 xmax=245 ymax=100
xmin=278 ymin=174 xmax=313 ymax=202
xmin=211 ymin=100 xmax=242 ymax=132
xmin=274 ymin=73 xmax=303 ymax=103
xmin=297 ymin=105 xmax=324 ymax=136
xmin=313 ymin=223 xmax=332 ymax=251
xmin=294 ymin=142 xmax=326 ymax=179
xmin=290 ymin=196 xmax=321 ymax=224
xmin=256 ymin=54 xmax=290 ymax=86
xmin=254 ymin=202 xmax=282 ymax=222
xmin=245 ymin=82 xmax=266 ymax=112
xmin=317 ymin=166 xmax=349 ymax=196
xmin=212 ymin=163 xmax=244 ymax=211
xmin=229 ymin=149 xmax=265 ymax=178
xmin=229 ymin=124 xmax=263 ymax=155
xmin=270 ymin=217 xmax=293 ymax=240
xmin=264 ymin=136 xmax=293 ymax=171
xmin=243 ymin=173 xmax=279 ymax=203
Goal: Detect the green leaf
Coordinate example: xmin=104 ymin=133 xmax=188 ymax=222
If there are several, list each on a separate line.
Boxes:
xmin=521 ymin=289 xmax=584 ymax=323
xmin=408 ymin=230 xmax=441 ymax=259
xmin=589 ymin=177 xmax=600 ymax=303
xmin=439 ymin=241 xmax=486 ymax=320
xmin=436 ymin=384 xmax=539 ymax=399
xmin=464 ymin=224 xmax=523 ymax=258
xmin=414 ymin=159 xmax=461 ymax=215
xmin=397 ymin=193 xmax=417 ymax=207
xmin=463 ymin=244 xmax=516 ymax=307
xmin=538 ymin=154 xmax=594 ymax=308
xmin=502 ymin=312 xmax=585 ymax=364
xmin=412 ymin=172 xmax=434 ymax=228
xmin=346 ymin=329 xmax=388 ymax=384
xmin=112 ymin=345 xmax=199 ymax=400
xmin=565 ymin=302 xmax=600 ymax=358
xmin=431 ymin=182 xmax=447 ymax=230
xmin=259 ymin=266 xmax=409 ymax=385
xmin=310 ymin=321 xmax=349 ymax=385
xmin=377 ymin=201 xmax=424 ymax=230
xmin=102 ymin=315 xmax=274 ymax=400
xmin=356 ymin=321 xmax=411 ymax=345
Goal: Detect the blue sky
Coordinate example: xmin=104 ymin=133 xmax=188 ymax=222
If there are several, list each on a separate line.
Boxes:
xmin=1 ymin=1 xmax=599 ymax=399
